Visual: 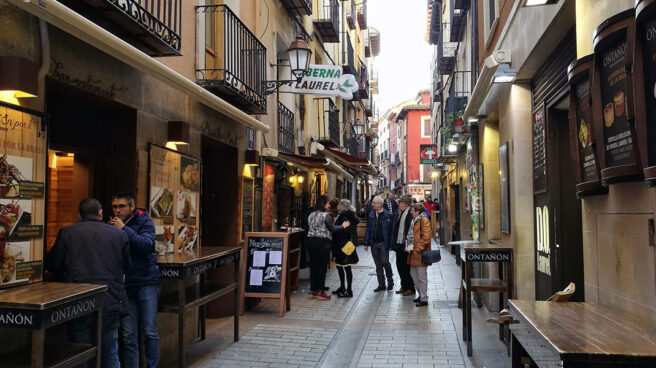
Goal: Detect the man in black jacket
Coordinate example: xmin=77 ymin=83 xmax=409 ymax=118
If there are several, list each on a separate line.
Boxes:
xmin=47 ymin=198 xmax=129 ymax=368
xmin=391 ymin=195 xmax=415 ymax=296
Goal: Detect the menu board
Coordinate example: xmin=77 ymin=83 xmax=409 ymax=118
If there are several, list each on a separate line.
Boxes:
xmin=640 ymin=18 xmax=656 ymax=165
xmin=149 ymin=144 xmax=201 ymax=254
xmin=574 ymin=78 xmax=599 ymax=183
xmin=532 ymin=105 xmax=547 ymax=194
xmin=0 ymin=104 xmax=46 ymax=289
xmin=242 ymin=234 xmax=285 ymax=294
xmin=598 ymin=37 xmax=635 ymax=167
xmin=241 ymin=177 xmax=254 ymax=237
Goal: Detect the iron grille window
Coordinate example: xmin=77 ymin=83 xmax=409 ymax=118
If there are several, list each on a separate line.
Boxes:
xmin=278 ymin=102 xmax=295 ymax=154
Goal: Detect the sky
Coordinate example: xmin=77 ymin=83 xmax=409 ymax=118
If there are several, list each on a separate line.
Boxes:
xmin=368 ymin=0 xmax=434 ymax=115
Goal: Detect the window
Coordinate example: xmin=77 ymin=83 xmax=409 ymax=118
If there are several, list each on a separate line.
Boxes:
xmin=421 ymin=116 xmax=431 ymax=138
xmin=483 ymin=0 xmax=499 ymax=48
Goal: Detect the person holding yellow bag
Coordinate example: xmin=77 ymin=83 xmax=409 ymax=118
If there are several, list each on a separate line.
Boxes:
xmin=332 ymin=199 xmax=360 ymax=298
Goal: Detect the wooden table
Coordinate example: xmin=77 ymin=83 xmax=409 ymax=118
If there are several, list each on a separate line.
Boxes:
xmin=459 ymin=242 xmax=513 ymax=356
xmin=157 ymin=246 xmax=241 ymax=368
xmin=448 ymin=240 xmax=480 ymax=265
xmin=509 ymin=300 xmax=656 ymax=367
xmin=0 ymin=282 xmax=107 ymax=368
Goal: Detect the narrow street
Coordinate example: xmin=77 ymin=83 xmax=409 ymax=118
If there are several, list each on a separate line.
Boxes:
xmin=186 ymin=243 xmax=509 ymax=368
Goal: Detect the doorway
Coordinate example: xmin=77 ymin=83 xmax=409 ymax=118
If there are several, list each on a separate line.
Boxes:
xmin=46 ymin=80 xmax=136 ymax=249
xmin=534 ymin=98 xmax=584 ymax=301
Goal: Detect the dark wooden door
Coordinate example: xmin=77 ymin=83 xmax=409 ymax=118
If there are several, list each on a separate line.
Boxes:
xmin=534 ymin=106 xmax=584 ymax=301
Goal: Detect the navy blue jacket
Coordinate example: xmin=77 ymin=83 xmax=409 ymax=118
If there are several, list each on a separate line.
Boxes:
xmin=47 ymin=217 xmax=130 ymax=315
xmin=123 ymin=209 xmax=159 ymax=288
xmin=364 ymin=209 xmax=393 ymax=249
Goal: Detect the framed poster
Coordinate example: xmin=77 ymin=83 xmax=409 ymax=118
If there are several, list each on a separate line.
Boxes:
xmin=148 ymin=143 xmax=201 ymax=253
xmin=532 ymin=104 xmax=547 ymax=194
xmin=0 ymin=102 xmax=46 ymax=289
xmin=499 ymin=142 xmax=510 ymax=234
xmin=241 ymin=177 xmax=254 ymax=239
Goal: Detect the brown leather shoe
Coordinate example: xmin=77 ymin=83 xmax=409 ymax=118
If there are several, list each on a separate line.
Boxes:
xmin=395 ymin=288 xmax=405 ymax=294
xmin=402 ymin=290 xmax=415 ymax=296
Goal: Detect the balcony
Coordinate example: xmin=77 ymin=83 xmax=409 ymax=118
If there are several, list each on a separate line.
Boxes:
xmin=278 ymin=0 xmax=312 ymax=17
xmin=59 ymin=0 xmax=181 ymax=56
xmin=438 ymin=23 xmax=457 ymax=75
xmin=316 ymin=98 xmax=340 ymax=146
xmin=357 ymin=1 xmax=368 ymax=29
xmin=358 ymin=63 xmax=369 ymax=100
xmin=278 ymin=102 xmax=295 ymax=154
xmin=363 ymin=98 xmax=373 ymax=117
xmin=453 ymin=0 xmax=470 ymax=10
xmin=313 ymin=0 xmax=340 ymax=43
xmin=450 ymin=7 xmax=466 ymax=42
xmin=195 ymin=5 xmax=267 ymax=115
xmin=345 ymin=126 xmax=359 ymax=157
xmin=342 ymin=36 xmax=356 ymax=76
xmin=364 ymin=32 xmax=371 ymax=57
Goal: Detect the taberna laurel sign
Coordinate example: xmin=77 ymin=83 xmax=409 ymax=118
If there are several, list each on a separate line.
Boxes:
xmin=291 ymin=64 xmax=359 ymax=100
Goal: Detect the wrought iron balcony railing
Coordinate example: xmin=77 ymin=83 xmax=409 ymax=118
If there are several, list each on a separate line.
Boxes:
xmin=450 ymin=6 xmax=466 ymax=42
xmin=358 ymin=63 xmax=369 ymax=100
xmin=438 ymin=23 xmax=457 ymax=75
xmin=313 ymin=0 xmax=340 ymax=43
xmin=346 ymin=127 xmax=359 ymax=157
xmin=278 ymin=102 xmax=295 ymax=154
xmin=428 ymin=0 xmax=442 ymax=45
xmin=278 ymin=0 xmax=312 ymax=17
xmin=195 ymin=5 xmax=267 ymax=115
xmin=316 ymin=98 xmax=340 ymax=146
xmin=342 ymin=35 xmax=356 ymax=76
xmin=363 ymin=98 xmax=373 ymax=117
xmin=59 ymin=0 xmax=181 ymax=56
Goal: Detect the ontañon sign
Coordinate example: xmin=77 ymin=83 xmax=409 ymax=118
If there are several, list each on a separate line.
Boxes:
xmin=291 ymin=64 xmax=359 ymax=100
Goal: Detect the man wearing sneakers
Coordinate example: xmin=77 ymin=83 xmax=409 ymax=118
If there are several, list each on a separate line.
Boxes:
xmin=364 ymin=196 xmax=394 ymax=292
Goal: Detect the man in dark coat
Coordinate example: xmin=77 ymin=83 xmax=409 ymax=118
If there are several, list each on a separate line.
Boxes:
xmin=391 ymin=195 xmax=415 ymax=296
xmin=109 ymin=192 xmax=159 ymax=368
xmin=47 ymin=198 xmax=129 ymax=368
xmin=364 ymin=195 xmax=394 ymax=292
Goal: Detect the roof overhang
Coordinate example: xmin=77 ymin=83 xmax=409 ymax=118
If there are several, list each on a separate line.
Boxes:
xmin=262 ymin=149 xmax=354 ymax=181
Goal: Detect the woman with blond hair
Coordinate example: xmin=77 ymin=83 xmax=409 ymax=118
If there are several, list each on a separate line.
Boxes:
xmin=406 ymin=203 xmax=432 ymax=306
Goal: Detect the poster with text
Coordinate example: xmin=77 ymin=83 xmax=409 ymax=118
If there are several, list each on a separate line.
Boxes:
xmin=0 ymin=105 xmax=46 ymax=288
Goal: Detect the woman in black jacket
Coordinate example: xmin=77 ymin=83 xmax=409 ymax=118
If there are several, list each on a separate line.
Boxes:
xmin=332 ymin=199 xmax=360 ymax=298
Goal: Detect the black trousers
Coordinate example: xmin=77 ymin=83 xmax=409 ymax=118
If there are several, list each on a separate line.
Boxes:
xmin=308 ymin=237 xmax=331 ymax=291
xmin=395 ymin=249 xmax=415 ymax=292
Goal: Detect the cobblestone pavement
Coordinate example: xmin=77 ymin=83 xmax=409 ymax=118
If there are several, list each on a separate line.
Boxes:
xmin=192 ymin=242 xmax=510 ymax=368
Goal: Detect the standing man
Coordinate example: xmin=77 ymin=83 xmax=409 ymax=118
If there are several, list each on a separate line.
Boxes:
xmin=47 ymin=198 xmax=129 ymax=368
xmin=110 ymin=192 xmax=160 ymax=368
xmin=364 ymin=196 xmax=394 ymax=292
xmin=424 ymin=195 xmax=436 ymax=219
xmin=391 ymin=195 xmax=415 ymax=296
xmin=384 ymin=193 xmax=398 ymax=216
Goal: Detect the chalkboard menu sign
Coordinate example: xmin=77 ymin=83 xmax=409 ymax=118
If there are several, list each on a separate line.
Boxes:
xmin=592 ymin=9 xmax=642 ymax=184
xmin=243 ymin=235 xmax=284 ymax=294
xmin=634 ymin=0 xmax=656 ymax=185
xmin=241 ymin=177 xmax=254 ymax=238
xmin=567 ymin=55 xmax=607 ymax=198
xmin=532 ymin=105 xmax=547 ymax=194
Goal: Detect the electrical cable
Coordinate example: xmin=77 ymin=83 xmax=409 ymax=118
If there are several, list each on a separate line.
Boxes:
xmin=259 ymin=0 xmax=270 ymax=39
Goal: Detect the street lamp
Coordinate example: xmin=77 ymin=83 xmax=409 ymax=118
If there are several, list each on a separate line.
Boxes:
xmin=371 ymin=134 xmax=379 ymax=147
xmin=262 ymin=37 xmax=312 ymax=95
xmin=353 ymin=119 xmax=364 ymax=139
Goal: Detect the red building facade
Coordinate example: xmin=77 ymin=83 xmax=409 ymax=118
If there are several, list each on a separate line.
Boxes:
xmin=399 ymin=91 xmax=432 ymax=199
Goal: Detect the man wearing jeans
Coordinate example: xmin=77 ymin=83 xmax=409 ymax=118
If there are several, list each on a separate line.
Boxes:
xmin=364 ymin=196 xmax=394 ymax=292
xmin=47 ymin=198 xmax=130 ymax=368
xmin=110 ymin=193 xmax=159 ymax=368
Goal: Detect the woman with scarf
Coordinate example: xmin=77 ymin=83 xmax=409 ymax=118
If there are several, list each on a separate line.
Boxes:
xmin=331 ymin=199 xmax=360 ymax=297
xmin=406 ymin=203 xmax=432 ymax=306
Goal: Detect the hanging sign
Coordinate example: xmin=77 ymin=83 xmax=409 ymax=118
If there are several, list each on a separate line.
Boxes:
xmin=291 ymin=64 xmax=359 ymax=99
xmin=419 ymin=144 xmax=438 ymax=164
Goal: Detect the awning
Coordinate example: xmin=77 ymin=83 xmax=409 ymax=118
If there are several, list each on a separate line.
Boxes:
xmin=462 ymin=50 xmax=511 ymax=123
xmin=11 ymin=0 xmax=269 ymax=133
xmin=320 ymin=144 xmax=380 ymax=176
xmin=267 ymin=151 xmax=355 ymax=181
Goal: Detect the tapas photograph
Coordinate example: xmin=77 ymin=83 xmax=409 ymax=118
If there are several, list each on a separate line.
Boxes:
xmin=0 ymin=154 xmax=32 ymax=198
xmin=150 ymin=187 xmax=174 ymax=218
xmin=177 ymin=225 xmax=198 ymax=252
xmin=180 ymin=157 xmax=199 ymax=191
xmin=155 ymin=225 xmax=174 ymax=254
xmin=0 ymin=242 xmax=29 ymax=285
xmin=176 ymin=191 xmax=196 ymax=220
xmin=0 ymin=199 xmax=32 ymax=241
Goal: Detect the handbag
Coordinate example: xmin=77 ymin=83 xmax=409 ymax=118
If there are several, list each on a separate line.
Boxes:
xmin=341 ymin=241 xmax=355 ymax=255
xmin=421 ymin=248 xmax=441 ymax=264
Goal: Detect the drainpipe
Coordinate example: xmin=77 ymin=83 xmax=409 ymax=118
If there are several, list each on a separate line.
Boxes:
xmin=11 ymin=0 xmax=270 ymax=133
xmin=37 ymin=20 xmax=50 ymax=105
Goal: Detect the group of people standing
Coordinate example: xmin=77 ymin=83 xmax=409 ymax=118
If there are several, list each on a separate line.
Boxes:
xmin=47 ymin=193 xmax=160 ymax=368
xmin=306 ymin=193 xmax=436 ymax=307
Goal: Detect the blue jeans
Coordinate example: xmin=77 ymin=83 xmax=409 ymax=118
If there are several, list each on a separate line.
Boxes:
xmin=120 ymin=286 xmax=160 ymax=368
xmin=70 ymin=312 xmax=121 ymax=368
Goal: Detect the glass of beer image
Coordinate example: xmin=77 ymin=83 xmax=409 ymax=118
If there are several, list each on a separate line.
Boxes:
xmin=604 ymin=102 xmax=614 ymax=127
xmin=614 ymin=91 xmax=625 ymax=117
